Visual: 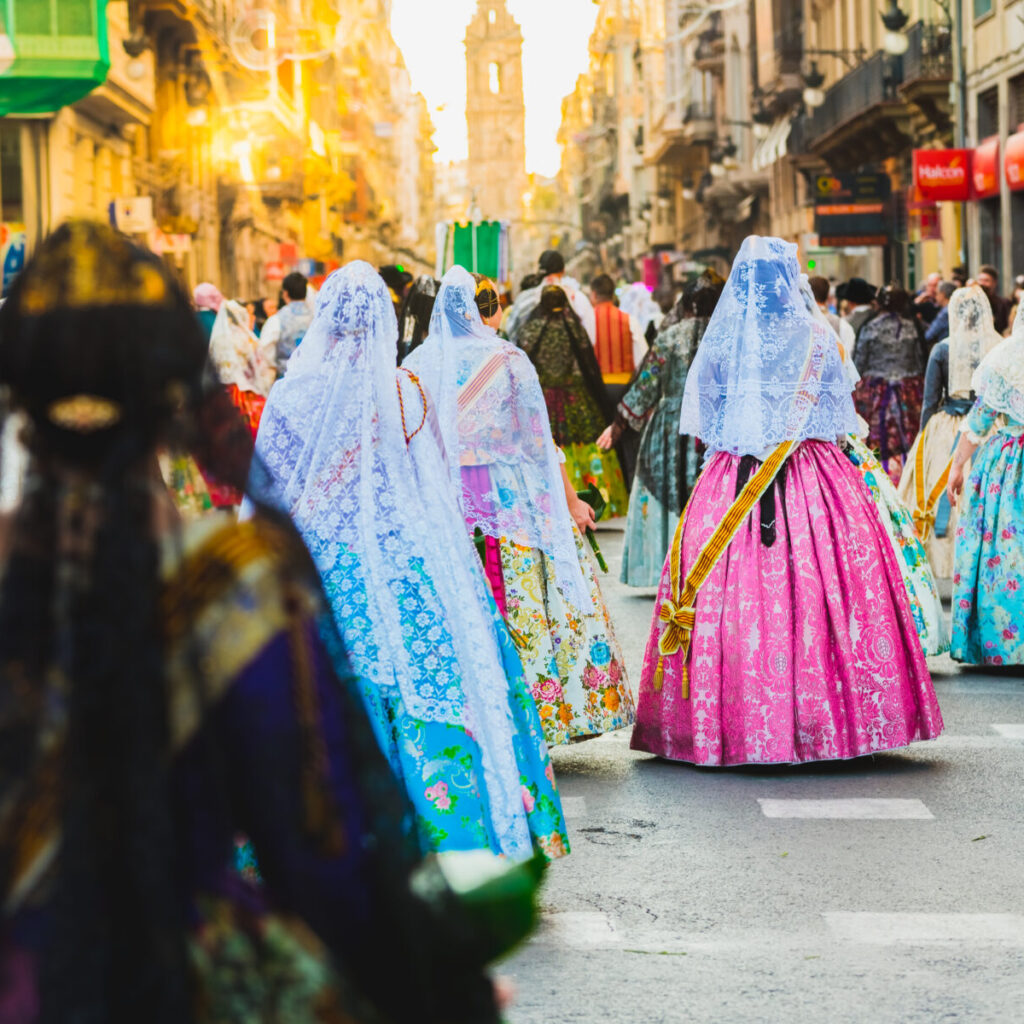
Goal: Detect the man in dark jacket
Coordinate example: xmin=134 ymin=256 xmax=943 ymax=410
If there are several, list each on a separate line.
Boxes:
xmin=977 ymin=264 xmax=1011 ymax=334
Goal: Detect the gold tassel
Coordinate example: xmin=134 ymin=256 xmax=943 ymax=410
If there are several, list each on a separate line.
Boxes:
xmin=653 ymin=655 xmax=664 ymax=692
xmin=680 ymin=664 xmax=690 ymax=701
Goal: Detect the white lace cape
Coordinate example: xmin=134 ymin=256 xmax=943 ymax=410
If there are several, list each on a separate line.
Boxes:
xmin=405 ymin=266 xmax=591 ymax=611
xmin=249 ymin=261 xmax=532 ymax=858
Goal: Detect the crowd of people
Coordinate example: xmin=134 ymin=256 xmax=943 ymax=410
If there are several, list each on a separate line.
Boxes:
xmin=1 ymin=218 xmax=1022 ymax=1018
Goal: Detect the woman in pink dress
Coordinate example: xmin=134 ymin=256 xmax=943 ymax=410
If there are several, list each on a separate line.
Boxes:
xmin=630 ymin=236 xmax=943 ymax=766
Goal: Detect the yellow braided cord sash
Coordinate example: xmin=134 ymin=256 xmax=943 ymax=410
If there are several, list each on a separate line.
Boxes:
xmin=911 ymin=423 xmax=953 ymax=541
xmin=654 ymin=439 xmax=795 ymax=699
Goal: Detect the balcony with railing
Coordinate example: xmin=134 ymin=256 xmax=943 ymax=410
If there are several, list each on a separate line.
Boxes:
xmin=645 ymin=98 xmax=716 ymax=166
xmin=799 ymin=50 xmax=913 ymax=166
xmin=898 ymin=21 xmax=953 ymax=131
xmin=693 ymin=13 xmax=724 ymax=73
xmin=683 ymin=100 xmax=717 ymax=146
xmin=795 ymin=19 xmax=953 ymax=167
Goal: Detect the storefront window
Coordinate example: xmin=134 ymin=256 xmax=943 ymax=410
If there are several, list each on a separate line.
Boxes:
xmin=979 ymin=197 xmax=1002 ymax=280
xmin=1011 ymin=193 xmax=1024 ymax=278
xmin=973 ymin=0 xmax=993 ymax=19
xmin=0 ymin=122 xmax=23 ymax=223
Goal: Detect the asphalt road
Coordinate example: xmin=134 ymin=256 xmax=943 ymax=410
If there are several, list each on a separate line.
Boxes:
xmin=504 ymin=522 xmax=1024 ymax=1024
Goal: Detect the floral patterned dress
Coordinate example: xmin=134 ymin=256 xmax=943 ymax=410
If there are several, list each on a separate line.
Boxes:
xmin=318 ymin=541 xmax=570 ymax=860
xmin=498 ymin=526 xmax=635 ymax=747
xmin=845 ymin=435 xmax=949 ymax=656
xmin=852 ymin=313 xmax=926 ymax=485
xmin=951 ymin=400 xmax=1024 ymax=665
xmin=159 ymin=451 xmax=214 ymax=520
xmin=617 ymin=318 xmax=706 ymax=587
xmin=518 ymin=314 xmax=629 ymax=518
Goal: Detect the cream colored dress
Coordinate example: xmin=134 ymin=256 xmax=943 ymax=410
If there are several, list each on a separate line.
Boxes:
xmin=898 ymin=286 xmax=1001 ymax=578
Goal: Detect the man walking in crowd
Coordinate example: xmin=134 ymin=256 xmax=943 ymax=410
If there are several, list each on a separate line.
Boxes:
xmin=925 ymin=280 xmax=957 ymax=346
xmin=260 ymin=271 xmax=314 ymax=377
xmin=914 ymin=271 xmax=942 ymax=325
xmin=590 ymin=274 xmax=645 ymax=404
xmin=977 ymin=264 xmax=1012 ymax=334
xmin=506 ymin=250 xmax=596 ymax=344
xmin=844 ymin=277 xmax=878 ymax=336
xmin=809 ymin=275 xmax=855 ymax=355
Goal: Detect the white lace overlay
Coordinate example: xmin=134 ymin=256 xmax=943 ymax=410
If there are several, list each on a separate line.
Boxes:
xmin=406 ymin=267 xmax=591 ymax=610
xmin=679 ymin=236 xmax=857 ymax=455
xmin=209 ymin=299 xmax=275 ymax=396
xmin=973 ymin=301 xmax=1024 ymax=423
xmin=948 ymin=284 xmax=1002 ymax=398
xmin=250 ymin=261 xmax=531 ymax=858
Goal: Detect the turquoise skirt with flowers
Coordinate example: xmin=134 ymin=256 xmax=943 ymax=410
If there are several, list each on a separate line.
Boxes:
xmin=357 ymin=614 xmax=570 ymax=859
xmin=317 ymin=544 xmax=569 ymax=861
xmin=951 ymin=431 xmax=1024 ymax=665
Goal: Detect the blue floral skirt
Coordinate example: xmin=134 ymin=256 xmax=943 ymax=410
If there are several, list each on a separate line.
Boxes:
xmin=951 ymin=432 xmax=1024 ymax=664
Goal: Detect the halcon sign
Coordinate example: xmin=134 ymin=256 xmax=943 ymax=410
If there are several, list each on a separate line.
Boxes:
xmin=912 ymin=149 xmax=971 ymax=202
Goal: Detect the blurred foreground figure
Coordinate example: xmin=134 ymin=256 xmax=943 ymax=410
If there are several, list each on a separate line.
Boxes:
xmin=631 ymin=237 xmax=943 ymax=766
xmin=0 ymin=222 xmax=535 ymax=1024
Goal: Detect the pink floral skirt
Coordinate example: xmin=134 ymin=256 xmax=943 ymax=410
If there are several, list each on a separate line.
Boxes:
xmin=631 ymin=441 xmax=943 ymax=765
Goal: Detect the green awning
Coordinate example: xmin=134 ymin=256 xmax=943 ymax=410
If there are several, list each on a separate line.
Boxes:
xmin=0 ymin=0 xmax=109 ymax=115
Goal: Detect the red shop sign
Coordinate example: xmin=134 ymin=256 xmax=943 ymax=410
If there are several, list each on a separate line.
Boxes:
xmin=913 ymin=148 xmax=971 ymax=201
xmin=973 ymin=137 xmax=1000 ymax=199
xmin=265 ymin=260 xmax=285 ymax=283
xmin=1006 ymin=129 xmax=1024 ymax=190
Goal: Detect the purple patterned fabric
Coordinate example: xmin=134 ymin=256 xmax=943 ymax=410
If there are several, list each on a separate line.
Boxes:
xmin=631 ymin=440 xmax=944 ymax=765
xmin=462 ymin=465 xmax=508 ymax=615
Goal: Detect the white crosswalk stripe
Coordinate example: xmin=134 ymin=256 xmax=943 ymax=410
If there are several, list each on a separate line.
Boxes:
xmin=990 ymin=724 xmax=1024 ymax=739
xmin=824 ymin=913 xmax=1024 ymax=946
xmin=757 ymin=798 xmax=934 ymax=819
xmin=534 ymin=911 xmax=618 ymax=946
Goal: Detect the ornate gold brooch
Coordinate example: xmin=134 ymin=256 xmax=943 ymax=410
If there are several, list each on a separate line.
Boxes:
xmin=47 ymin=394 xmax=122 ymax=433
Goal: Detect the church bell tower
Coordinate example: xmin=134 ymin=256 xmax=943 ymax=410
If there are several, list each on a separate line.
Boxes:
xmin=464 ymin=1 xmax=527 ymax=223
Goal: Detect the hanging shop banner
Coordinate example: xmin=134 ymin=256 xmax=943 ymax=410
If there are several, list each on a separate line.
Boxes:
xmin=913 ymin=149 xmax=971 ymax=202
xmin=1005 ymin=130 xmax=1024 ymax=191
xmin=972 ymin=137 xmax=1000 ymax=199
xmin=813 ymin=173 xmax=891 ymax=247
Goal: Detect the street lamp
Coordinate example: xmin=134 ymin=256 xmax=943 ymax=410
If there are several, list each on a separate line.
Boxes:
xmin=881 ymin=1 xmax=911 ymax=56
xmin=802 ymin=62 xmax=826 ymax=110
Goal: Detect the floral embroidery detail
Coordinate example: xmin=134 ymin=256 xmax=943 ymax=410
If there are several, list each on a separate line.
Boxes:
xmin=425 ymin=781 xmax=452 ymax=811
xmin=498 ymin=529 xmax=635 ymax=747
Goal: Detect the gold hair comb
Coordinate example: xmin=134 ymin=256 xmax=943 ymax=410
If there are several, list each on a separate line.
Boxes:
xmin=48 ymin=394 xmax=122 ymax=433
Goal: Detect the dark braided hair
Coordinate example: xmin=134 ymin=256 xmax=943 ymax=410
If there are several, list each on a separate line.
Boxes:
xmin=0 ymin=221 xmax=242 ymax=1024
xmin=471 ymin=273 xmax=500 ymax=321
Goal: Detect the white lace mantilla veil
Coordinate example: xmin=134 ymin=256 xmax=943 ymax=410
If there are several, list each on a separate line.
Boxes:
xmin=619 ymin=282 xmax=662 ymax=330
xmin=679 ymin=235 xmax=857 ymax=456
xmin=405 ymin=266 xmax=591 ymax=610
xmin=972 ymin=297 xmax=1024 ymax=422
xmin=948 ymin=284 xmax=1002 ymax=397
xmin=249 ymin=261 xmax=531 ymax=858
xmin=209 ymin=298 xmax=275 ymax=396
